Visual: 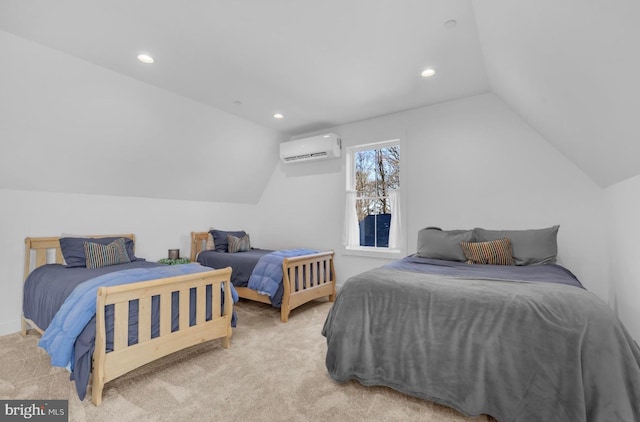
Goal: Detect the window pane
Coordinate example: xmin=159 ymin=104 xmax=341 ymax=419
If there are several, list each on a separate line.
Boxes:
xmin=358 ymin=213 xmax=390 ymax=247
xmin=355 ymin=147 xmax=399 ymax=206
xmin=355 ymin=150 xmax=375 ymax=198
xmin=353 ymin=144 xmax=399 ymax=249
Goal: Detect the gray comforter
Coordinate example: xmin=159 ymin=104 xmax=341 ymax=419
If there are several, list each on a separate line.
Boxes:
xmin=322 ymin=258 xmax=640 ymax=422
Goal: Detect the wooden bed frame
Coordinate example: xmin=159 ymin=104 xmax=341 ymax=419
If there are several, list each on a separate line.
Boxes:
xmin=22 ymin=234 xmax=234 ymax=406
xmin=190 ymin=232 xmax=336 ymax=322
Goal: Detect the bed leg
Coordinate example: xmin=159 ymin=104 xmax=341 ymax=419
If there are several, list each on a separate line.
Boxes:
xmin=280 ymin=307 xmax=290 ymax=323
xmin=91 ymin=374 xmax=104 ymax=406
xmin=329 ymin=292 xmax=336 ymax=302
xmin=21 ymin=317 xmax=28 ymax=336
xmin=222 ymin=335 xmax=231 ymax=349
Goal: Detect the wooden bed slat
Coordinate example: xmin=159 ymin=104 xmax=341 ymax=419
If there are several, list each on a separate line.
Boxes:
xmin=212 ymin=282 xmax=222 ymax=319
xmin=36 ymin=249 xmax=47 ymax=268
xmin=138 ymin=296 xmax=152 ymax=343
xmin=196 ymin=285 xmax=206 ymax=325
xmin=179 ymin=288 xmax=190 ymax=329
xmin=160 ymin=292 xmax=172 ymax=337
xmin=113 ymin=302 xmax=129 ymax=351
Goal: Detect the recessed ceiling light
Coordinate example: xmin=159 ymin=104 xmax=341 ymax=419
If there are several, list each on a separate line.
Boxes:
xmin=421 ymin=68 xmax=436 ymax=78
xmin=273 ymin=113 xmax=284 ymax=119
xmin=137 ymin=54 xmax=154 ymax=64
xmin=444 ymin=20 xmax=457 ymax=29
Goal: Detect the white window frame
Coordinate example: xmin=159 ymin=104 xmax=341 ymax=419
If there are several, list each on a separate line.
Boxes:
xmin=344 ymin=138 xmax=404 ymax=259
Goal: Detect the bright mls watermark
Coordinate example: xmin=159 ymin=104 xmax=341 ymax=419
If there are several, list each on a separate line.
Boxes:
xmin=0 ymin=400 xmax=67 ymax=422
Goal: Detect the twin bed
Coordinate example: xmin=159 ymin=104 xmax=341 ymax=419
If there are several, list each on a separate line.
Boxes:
xmin=22 ymin=234 xmax=235 ymax=405
xmin=322 ymin=226 xmax=640 ymax=421
xmin=190 ymin=230 xmax=336 ymax=322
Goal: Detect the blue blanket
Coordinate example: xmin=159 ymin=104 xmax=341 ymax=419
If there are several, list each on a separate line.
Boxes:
xmin=247 ymin=249 xmax=317 ymax=299
xmin=39 ymin=263 xmax=232 ymax=370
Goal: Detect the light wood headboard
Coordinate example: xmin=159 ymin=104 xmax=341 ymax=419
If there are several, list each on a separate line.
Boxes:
xmin=24 ymin=234 xmax=136 ymax=281
xmin=190 ymin=232 xmax=209 ymax=262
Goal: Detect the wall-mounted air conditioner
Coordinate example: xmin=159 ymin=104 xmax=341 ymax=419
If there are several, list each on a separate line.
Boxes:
xmin=279 ymin=133 xmax=341 ymax=163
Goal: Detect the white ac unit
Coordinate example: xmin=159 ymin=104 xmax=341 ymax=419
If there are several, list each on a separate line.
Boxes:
xmin=279 ymin=133 xmax=342 ymax=163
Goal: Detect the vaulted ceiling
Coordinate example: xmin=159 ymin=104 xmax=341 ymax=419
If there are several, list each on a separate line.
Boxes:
xmin=473 ymin=0 xmax=640 ymax=188
xmin=0 ymin=0 xmax=638 ymax=189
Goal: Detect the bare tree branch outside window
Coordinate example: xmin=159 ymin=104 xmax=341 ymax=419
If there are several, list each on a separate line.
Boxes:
xmin=355 ymin=146 xmax=400 ymax=221
xmin=353 ymin=144 xmax=400 ymax=247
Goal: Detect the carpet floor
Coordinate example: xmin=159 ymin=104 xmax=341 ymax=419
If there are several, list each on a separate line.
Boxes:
xmin=0 ymin=299 xmax=495 ymax=421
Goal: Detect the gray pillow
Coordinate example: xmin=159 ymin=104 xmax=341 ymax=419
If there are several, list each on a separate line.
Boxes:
xmin=417 ymin=228 xmax=474 ymax=262
xmin=473 ymin=225 xmax=559 ymax=266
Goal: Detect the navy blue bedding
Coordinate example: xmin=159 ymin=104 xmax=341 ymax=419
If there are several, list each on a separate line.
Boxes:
xmin=23 ymin=261 xmax=237 ymax=400
xmin=24 ymin=260 xmax=161 ymax=332
xmin=197 ymin=248 xmax=285 ymax=307
xmin=385 ymin=255 xmax=584 ymax=289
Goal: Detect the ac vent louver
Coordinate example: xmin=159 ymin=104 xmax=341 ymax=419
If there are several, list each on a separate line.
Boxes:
xmin=280 ymin=134 xmax=341 ymax=163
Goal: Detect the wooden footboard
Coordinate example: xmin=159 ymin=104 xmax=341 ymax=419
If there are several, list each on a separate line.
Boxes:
xmin=191 ymin=232 xmax=336 ymax=322
xmin=92 ymin=267 xmax=232 ymax=405
xmin=23 ymin=235 xmax=234 ymax=406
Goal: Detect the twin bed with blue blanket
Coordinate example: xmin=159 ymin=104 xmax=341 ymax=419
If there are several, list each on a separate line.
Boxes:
xmin=22 ymin=234 xmax=237 ymax=405
xmin=190 ymin=231 xmax=336 ymax=322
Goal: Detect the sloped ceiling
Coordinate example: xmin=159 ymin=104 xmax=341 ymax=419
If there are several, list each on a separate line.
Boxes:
xmin=0 ymin=30 xmax=283 ymax=204
xmin=0 ymin=0 xmax=489 ymax=135
xmin=0 ymin=0 xmax=638 ymax=198
xmin=472 ymin=0 xmax=640 ymax=187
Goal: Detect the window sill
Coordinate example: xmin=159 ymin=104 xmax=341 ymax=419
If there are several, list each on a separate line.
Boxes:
xmin=344 ymin=246 xmax=403 ymax=259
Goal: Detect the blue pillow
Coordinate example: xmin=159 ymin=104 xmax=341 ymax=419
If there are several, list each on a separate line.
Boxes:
xmin=209 ymin=230 xmax=246 ymax=253
xmin=59 ymin=236 xmax=138 ymax=268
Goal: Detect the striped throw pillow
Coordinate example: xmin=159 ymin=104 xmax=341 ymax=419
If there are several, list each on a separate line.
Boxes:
xmin=227 ymin=234 xmax=251 ymax=253
xmin=84 ymin=238 xmax=131 ymax=269
xmin=460 ymin=238 xmax=514 ymax=266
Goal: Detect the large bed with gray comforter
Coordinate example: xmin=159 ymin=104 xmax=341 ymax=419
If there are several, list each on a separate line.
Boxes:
xmin=322 ymin=227 xmax=640 ymax=422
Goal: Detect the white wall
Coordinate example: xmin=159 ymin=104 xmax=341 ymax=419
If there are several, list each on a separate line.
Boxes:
xmin=0 ymin=29 xmax=283 ymax=204
xmin=255 ymin=93 xmax=609 ymax=302
xmin=605 ymin=175 xmax=640 ymax=341
xmin=0 ymin=188 xmax=257 ymax=336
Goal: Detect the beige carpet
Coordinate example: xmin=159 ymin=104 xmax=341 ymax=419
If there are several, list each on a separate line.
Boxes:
xmin=0 ymin=299 xmax=495 ymax=422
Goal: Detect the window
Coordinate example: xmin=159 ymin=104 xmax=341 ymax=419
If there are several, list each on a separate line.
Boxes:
xmin=344 ymin=140 xmax=402 ymax=254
